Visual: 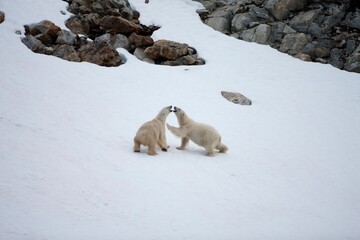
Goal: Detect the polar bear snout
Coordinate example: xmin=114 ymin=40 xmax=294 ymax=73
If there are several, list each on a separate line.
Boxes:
xmin=172 ymin=106 xmax=178 ymax=112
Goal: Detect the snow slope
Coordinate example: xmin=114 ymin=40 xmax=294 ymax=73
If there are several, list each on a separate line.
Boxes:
xmin=1 ymin=0 xmax=360 ymax=239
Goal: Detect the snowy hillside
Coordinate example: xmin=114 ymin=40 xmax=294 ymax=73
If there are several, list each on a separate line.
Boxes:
xmin=1 ymin=0 xmax=360 ymax=239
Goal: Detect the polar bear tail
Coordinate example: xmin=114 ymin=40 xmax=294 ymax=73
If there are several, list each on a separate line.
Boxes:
xmin=216 ymin=142 xmax=228 ymax=153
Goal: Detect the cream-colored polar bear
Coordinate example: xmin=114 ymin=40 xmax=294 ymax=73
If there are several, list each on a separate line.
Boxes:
xmin=133 ymin=106 xmax=172 ymax=155
xmin=166 ymin=106 xmax=228 ymax=157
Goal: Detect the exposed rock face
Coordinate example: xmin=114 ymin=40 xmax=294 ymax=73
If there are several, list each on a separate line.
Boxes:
xmin=221 ymin=91 xmax=252 ymax=105
xmin=195 ymin=0 xmax=360 ymax=73
xmin=144 ymin=40 xmax=189 ymax=60
xmin=0 ymin=11 xmax=5 ymax=24
xmin=21 ymin=0 xmax=205 ymax=67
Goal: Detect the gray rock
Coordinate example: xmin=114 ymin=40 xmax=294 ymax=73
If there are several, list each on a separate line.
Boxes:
xmin=205 ymin=17 xmax=231 ymax=33
xmin=344 ymin=46 xmax=360 ymax=73
xmin=134 ymin=47 xmax=147 ymax=60
xmin=21 ymin=35 xmax=53 ymax=55
xmin=239 ymin=28 xmax=256 ymax=42
xmin=264 ymin=0 xmax=308 ymax=20
xmin=254 ymin=24 xmax=271 ymax=44
xmin=267 ymin=22 xmax=286 ymax=43
xmin=248 ymin=5 xmax=274 ymax=22
xmin=279 ymin=33 xmax=311 ymax=54
xmin=290 ymin=10 xmax=321 ymax=33
xmin=314 ymin=45 xmax=330 ymax=58
xmin=346 ymin=40 xmax=357 ymax=55
xmin=341 ymin=9 xmax=360 ymax=30
xmin=221 ymin=91 xmax=252 ymax=105
xmin=329 ymin=48 xmax=344 ymax=69
xmin=231 ymin=12 xmax=257 ymax=32
xmin=56 ymin=30 xmax=78 ymax=45
xmin=94 ymin=33 xmax=130 ymax=50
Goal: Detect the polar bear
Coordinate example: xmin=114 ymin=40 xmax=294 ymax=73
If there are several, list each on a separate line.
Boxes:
xmin=133 ymin=106 xmax=172 ymax=155
xmin=166 ymin=106 xmax=228 ymax=157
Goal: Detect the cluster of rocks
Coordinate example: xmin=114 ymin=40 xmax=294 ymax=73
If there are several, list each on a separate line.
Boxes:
xmin=20 ymin=0 xmax=205 ymax=67
xmin=196 ymin=0 xmax=360 ymax=73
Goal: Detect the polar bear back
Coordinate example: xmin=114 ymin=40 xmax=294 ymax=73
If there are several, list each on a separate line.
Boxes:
xmin=187 ymin=121 xmax=221 ymax=147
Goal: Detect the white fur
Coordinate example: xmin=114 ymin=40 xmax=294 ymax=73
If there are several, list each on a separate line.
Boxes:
xmin=133 ymin=106 xmax=172 ymax=156
xmin=167 ymin=108 xmax=228 ymax=156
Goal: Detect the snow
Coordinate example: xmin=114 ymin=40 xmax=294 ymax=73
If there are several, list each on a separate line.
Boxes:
xmin=1 ymin=0 xmax=360 ymax=239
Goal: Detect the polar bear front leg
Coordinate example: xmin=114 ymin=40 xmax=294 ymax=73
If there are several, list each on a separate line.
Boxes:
xmin=177 ymin=137 xmax=189 ymax=150
xmin=166 ymin=123 xmax=188 ymax=138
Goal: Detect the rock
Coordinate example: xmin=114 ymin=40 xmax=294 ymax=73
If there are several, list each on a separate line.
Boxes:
xmin=248 ymin=5 xmax=274 ymax=22
xmin=161 ymin=55 xmax=197 ymax=66
xmin=60 ymin=10 xmax=66 ymax=15
xmin=314 ymin=45 xmax=330 ymax=58
xmin=128 ymin=32 xmax=154 ymax=47
xmin=289 ymin=10 xmax=321 ymax=33
xmin=133 ymin=47 xmax=155 ymax=64
xmin=295 ymin=52 xmax=312 ymax=61
xmin=56 ymin=30 xmax=78 ymax=45
xmin=21 ymin=35 xmax=54 ymax=55
xmin=221 ymin=91 xmax=252 ymax=105
xmin=99 ymin=16 xmax=143 ymax=35
xmin=279 ymin=33 xmax=311 ymax=54
xmin=65 ymin=16 xmax=90 ymax=36
xmin=96 ymin=33 xmax=132 ymax=50
xmin=231 ymin=12 xmax=257 ymax=32
xmin=53 ymin=44 xmax=81 ymax=62
xmin=26 ymin=20 xmax=61 ymax=38
xmin=239 ymin=27 xmax=256 ymax=42
xmin=344 ymin=46 xmax=360 ymax=73
xmin=205 ymin=17 xmax=231 ymax=33
xmin=254 ymin=24 xmax=271 ymax=44
xmin=329 ymin=48 xmax=344 ymax=69
xmin=78 ymin=40 xmax=122 ymax=66
xmin=0 ymin=11 xmax=4 ymax=24
xmin=346 ymin=40 xmax=357 ymax=55
xmin=264 ymin=0 xmax=308 ymax=20
xmin=315 ymin=58 xmax=327 ymax=64
xmin=15 ymin=30 xmax=22 ymax=35
xmin=341 ymin=9 xmax=360 ymax=30
xmin=193 ymin=58 xmax=206 ymax=65
xmin=144 ymin=40 xmax=189 ymax=60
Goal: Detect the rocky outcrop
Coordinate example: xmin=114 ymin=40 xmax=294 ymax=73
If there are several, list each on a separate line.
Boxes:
xmin=221 ymin=91 xmax=252 ymax=105
xmin=21 ymin=0 xmax=205 ymax=67
xmin=0 ymin=11 xmax=5 ymax=24
xmin=196 ymin=0 xmax=360 ymax=73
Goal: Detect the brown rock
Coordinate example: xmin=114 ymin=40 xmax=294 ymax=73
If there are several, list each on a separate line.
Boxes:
xmin=0 ymin=11 xmax=5 ymax=24
xmin=25 ymin=20 xmax=61 ymax=44
xmin=99 ymin=16 xmax=143 ymax=35
xmin=128 ymin=33 xmax=154 ymax=47
xmin=65 ymin=16 xmax=90 ymax=36
xmin=221 ymin=91 xmax=252 ymax=105
xmin=78 ymin=40 xmax=122 ymax=66
xmin=144 ymin=40 xmax=189 ymax=60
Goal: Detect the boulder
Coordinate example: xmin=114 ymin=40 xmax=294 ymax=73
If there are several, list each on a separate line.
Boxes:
xmin=53 ymin=44 xmax=81 ymax=62
xmin=99 ymin=16 xmax=143 ymax=35
xmin=95 ymin=33 xmax=131 ymax=50
xmin=0 ymin=11 xmax=4 ymax=24
xmin=128 ymin=32 xmax=154 ymax=47
xmin=56 ymin=30 xmax=78 ymax=45
xmin=289 ymin=10 xmax=321 ymax=33
xmin=161 ymin=55 xmax=197 ymax=66
xmin=78 ymin=40 xmax=122 ymax=66
xmin=25 ymin=20 xmax=61 ymax=38
xmin=295 ymin=52 xmax=312 ymax=61
xmin=205 ymin=17 xmax=231 ymax=33
xmin=344 ymin=46 xmax=360 ymax=73
xmin=65 ymin=16 xmax=90 ymax=36
xmin=254 ymin=24 xmax=271 ymax=44
xmin=144 ymin=40 xmax=189 ymax=60
xmin=21 ymin=35 xmax=54 ymax=55
xmin=279 ymin=33 xmax=311 ymax=54
xmin=134 ymin=47 xmax=155 ymax=64
xmin=341 ymin=9 xmax=360 ymax=30
xmin=231 ymin=12 xmax=257 ymax=32
xmin=221 ymin=91 xmax=252 ymax=105
xmin=265 ymin=0 xmax=308 ymax=20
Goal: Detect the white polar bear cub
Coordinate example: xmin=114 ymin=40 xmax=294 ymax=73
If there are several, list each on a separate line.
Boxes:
xmin=166 ymin=106 xmax=228 ymax=157
xmin=133 ymin=106 xmax=172 ymax=156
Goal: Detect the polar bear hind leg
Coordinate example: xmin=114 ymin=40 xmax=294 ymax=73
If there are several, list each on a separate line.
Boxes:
xmin=148 ymin=143 xmax=158 ymax=156
xmin=216 ymin=143 xmax=228 ymax=153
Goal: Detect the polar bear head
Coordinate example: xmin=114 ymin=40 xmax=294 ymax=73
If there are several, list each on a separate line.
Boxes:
xmin=155 ymin=105 xmax=172 ymax=121
xmin=172 ymin=106 xmax=188 ymax=126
